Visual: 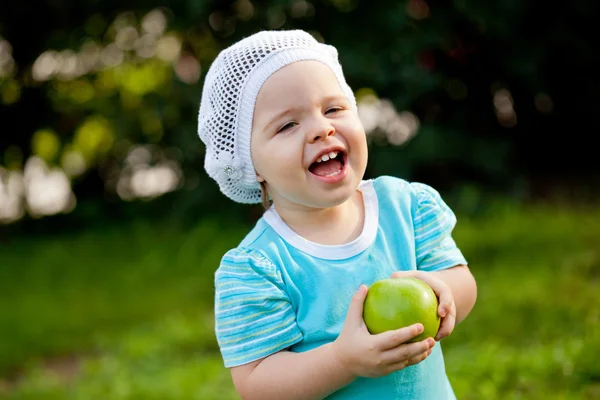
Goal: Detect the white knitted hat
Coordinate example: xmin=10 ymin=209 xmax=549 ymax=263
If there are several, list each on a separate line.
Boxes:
xmin=197 ymin=29 xmax=357 ymax=204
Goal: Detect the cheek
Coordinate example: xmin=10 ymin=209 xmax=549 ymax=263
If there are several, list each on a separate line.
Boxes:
xmin=250 ymin=140 xmax=268 ymax=179
xmin=338 ymin=120 xmax=366 ymax=146
xmin=252 ymin=133 xmax=306 ymax=179
xmin=271 ymin=137 xmax=302 ymax=161
xmin=253 ymin=146 xmax=301 ymax=182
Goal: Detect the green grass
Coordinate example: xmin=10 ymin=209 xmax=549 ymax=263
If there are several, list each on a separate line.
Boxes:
xmin=1 ymin=203 xmax=599 ymax=399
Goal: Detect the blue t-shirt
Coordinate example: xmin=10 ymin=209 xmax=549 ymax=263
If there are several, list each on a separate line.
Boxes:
xmin=214 ymin=176 xmax=468 ymax=399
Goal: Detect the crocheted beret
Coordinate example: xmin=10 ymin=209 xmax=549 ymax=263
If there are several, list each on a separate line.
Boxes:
xmin=197 ymin=29 xmax=356 ymax=203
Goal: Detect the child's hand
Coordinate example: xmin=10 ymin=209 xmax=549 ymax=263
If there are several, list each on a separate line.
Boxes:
xmin=331 ymin=285 xmax=436 ymax=378
xmin=390 ymin=271 xmax=456 ymax=341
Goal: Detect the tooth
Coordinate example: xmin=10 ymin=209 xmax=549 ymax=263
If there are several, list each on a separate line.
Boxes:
xmin=329 ymin=151 xmax=337 ymax=159
xmin=321 ymin=154 xmax=330 ymax=162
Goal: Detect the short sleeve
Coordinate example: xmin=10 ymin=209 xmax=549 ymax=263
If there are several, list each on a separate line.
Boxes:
xmin=412 ymin=183 xmax=468 ymax=271
xmin=214 ymin=248 xmax=303 ymax=367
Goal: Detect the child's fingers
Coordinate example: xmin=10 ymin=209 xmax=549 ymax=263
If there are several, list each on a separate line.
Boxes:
xmin=435 ymin=302 xmax=456 ymax=341
xmin=381 ymin=337 xmax=435 ymax=364
xmin=373 ymin=323 xmax=424 ymax=350
xmin=406 ymin=346 xmax=434 ymax=366
xmin=345 ymin=284 xmax=368 ymax=329
xmin=424 ymin=282 xmax=452 ymax=317
xmin=385 ymin=346 xmax=434 ymax=373
xmin=437 ymin=294 xmax=453 ymax=318
xmin=404 ymin=272 xmax=453 ymax=317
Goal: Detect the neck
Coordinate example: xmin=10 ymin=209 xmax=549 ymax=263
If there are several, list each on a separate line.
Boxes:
xmin=273 ymin=190 xmax=365 ymax=245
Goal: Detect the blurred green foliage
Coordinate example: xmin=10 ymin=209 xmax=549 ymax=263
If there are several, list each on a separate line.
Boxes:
xmin=1 ymin=203 xmax=599 ymax=399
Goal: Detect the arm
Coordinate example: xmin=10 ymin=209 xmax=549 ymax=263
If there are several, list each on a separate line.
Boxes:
xmin=429 ymin=265 xmax=477 ymax=324
xmin=230 ymin=285 xmax=435 ymax=400
xmin=409 ymin=183 xmax=477 ymax=334
xmin=231 ymin=344 xmax=353 ymax=400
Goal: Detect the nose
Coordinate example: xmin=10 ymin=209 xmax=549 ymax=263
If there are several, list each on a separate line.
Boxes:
xmin=308 ymin=116 xmax=335 ymax=143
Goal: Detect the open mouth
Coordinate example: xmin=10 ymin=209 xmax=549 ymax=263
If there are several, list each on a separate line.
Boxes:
xmin=308 ymin=150 xmax=346 ymax=177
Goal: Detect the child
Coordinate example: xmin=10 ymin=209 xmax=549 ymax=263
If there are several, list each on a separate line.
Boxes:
xmin=197 ymin=30 xmax=477 ymax=399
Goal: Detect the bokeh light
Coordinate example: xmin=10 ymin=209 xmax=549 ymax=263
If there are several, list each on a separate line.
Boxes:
xmin=0 ymin=38 xmax=15 ymax=78
xmin=0 ymin=167 xmax=25 ymax=223
xmin=24 ymin=157 xmax=76 ymax=218
xmin=31 ymin=129 xmax=61 ymax=163
xmin=357 ymin=90 xmax=420 ymax=146
xmin=493 ymin=88 xmax=517 ymax=127
xmin=234 ymin=0 xmax=255 ymax=21
xmin=0 ymin=157 xmax=78 ymax=221
xmin=115 ymin=145 xmax=182 ymax=201
xmin=290 ymin=1 xmax=315 ymax=18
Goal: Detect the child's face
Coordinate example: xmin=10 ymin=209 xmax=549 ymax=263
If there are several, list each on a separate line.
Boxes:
xmin=251 ymin=61 xmax=368 ymax=210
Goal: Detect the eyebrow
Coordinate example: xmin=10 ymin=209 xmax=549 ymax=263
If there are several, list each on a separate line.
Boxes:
xmin=262 ymin=95 xmax=349 ymax=130
xmin=264 ymin=107 xmax=300 ymax=131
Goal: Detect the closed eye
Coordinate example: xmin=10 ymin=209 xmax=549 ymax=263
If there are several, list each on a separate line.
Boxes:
xmin=325 ymin=107 xmax=343 ymax=115
xmin=277 ymin=121 xmax=297 ymax=133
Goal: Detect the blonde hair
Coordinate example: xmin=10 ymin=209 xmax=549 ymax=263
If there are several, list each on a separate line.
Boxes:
xmin=260 ymin=181 xmax=271 ymax=210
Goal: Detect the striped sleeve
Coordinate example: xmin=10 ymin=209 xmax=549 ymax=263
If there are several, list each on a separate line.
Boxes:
xmin=214 ymin=248 xmax=303 ymax=368
xmin=412 ymin=183 xmax=468 ymax=271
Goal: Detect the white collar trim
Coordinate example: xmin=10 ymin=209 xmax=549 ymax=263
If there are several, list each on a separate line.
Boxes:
xmin=263 ymin=180 xmax=378 ymax=260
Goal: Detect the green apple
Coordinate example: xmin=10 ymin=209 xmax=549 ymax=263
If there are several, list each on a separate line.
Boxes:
xmin=363 ymin=277 xmax=440 ymax=342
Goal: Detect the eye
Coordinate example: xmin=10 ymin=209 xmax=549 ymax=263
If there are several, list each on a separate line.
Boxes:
xmin=277 ymin=121 xmax=297 ymax=133
xmin=325 ymin=107 xmax=343 ymax=115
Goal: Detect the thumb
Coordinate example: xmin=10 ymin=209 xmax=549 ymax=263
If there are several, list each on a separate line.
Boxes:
xmin=345 ymin=284 xmax=368 ymax=327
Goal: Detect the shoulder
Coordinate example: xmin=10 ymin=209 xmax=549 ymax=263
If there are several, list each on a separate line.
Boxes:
xmin=218 ymin=246 xmax=278 ymax=278
xmin=370 ymin=175 xmax=410 ymax=195
xmin=409 ymin=182 xmax=453 ymax=218
xmin=220 ymin=246 xmax=271 ymax=266
xmin=369 ymin=175 xmax=442 ymax=209
xmin=217 ymin=231 xmax=284 ymax=288
xmin=237 ymin=216 xmax=271 ymax=248
xmin=409 ymin=181 xmax=445 ymax=203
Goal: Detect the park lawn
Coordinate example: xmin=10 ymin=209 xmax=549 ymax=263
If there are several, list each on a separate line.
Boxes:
xmin=0 ymin=202 xmax=598 ymax=399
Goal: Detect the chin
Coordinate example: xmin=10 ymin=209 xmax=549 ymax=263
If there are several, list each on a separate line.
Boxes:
xmin=314 ymin=181 xmax=359 ymax=208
